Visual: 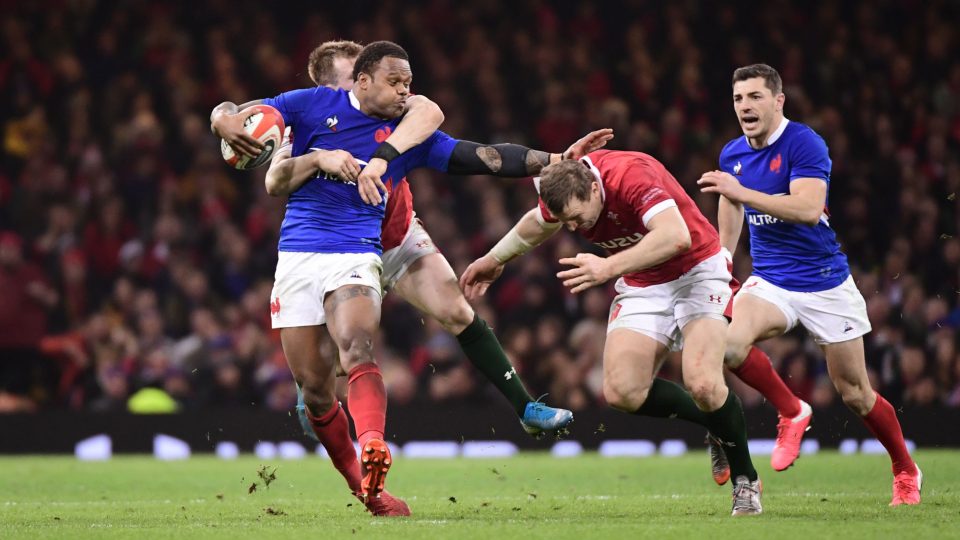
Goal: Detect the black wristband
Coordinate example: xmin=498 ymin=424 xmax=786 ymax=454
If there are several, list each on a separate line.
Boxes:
xmin=372 ymin=141 xmax=401 ymax=163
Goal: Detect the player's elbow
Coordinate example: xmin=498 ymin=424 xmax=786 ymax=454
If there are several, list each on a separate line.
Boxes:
xmin=800 ymin=208 xmax=822 ymax=226
xmin=673 ymin=228 xmax=692 ymax=253
xmin=408 ymin=95 xmax=445 ymax=126
xmin=264 ymin=174 xmax=284 ymax=197
xmin=422 ymin=99 xmax=445 ymax=127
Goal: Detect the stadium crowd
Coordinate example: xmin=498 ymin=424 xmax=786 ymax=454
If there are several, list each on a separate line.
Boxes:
xmin=1 ymin=0 xmax=958 ymax=414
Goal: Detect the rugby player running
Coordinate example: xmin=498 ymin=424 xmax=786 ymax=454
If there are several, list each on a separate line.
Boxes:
xmin=698 ymin=63 xmax=921 ymax=506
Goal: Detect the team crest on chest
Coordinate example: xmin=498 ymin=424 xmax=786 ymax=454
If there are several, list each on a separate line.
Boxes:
xmin=733 ymin=161 xmax=742 ymax=175
xmin=325 ymin=115 xmax=339 ymax=131
xmin=769 ymin=153 xmax=782 ymax=173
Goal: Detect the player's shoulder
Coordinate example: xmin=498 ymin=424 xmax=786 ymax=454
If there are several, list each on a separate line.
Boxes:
xmin=782 ymin=121 xmax=829 ymax=161
xmin=719 ymin=136 xmax=748 ymax=160
xmin=281 ymin=85 xmax=342 ymax=104
xmin=588 ymin=149 xmax=659 ymax=170
xmin=783 ymin=120 xmax=826 ymax=147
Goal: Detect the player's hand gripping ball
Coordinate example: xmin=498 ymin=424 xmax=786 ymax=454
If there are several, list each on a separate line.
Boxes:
xmin=220 ymin=104 xmax=285 ymax=170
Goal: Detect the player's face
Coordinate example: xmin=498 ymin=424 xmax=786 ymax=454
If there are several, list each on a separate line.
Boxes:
xmin=329 ymin=55 xmax=357 ymax=91
xmin=555 ymin=182 xmax=603 ymax=232
xmin=359 ymin=57 xmax=412 ymax=119
xmin=732 ymin=77 xmax=785 ymax=141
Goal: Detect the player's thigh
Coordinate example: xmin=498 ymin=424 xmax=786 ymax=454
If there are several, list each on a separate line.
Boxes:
xmin=270 ymin=252 xmax=329 ymax=329
xmin=602 ymin=328 xmax=668 ymax=410
xmin=727 ymin=279 xmax=794 ymax=361
xmin=324 ymin=285 xmax=382 ymax=345
xmin=319 ymin=253 xmax=383 ymax=355
xmin=392 ymin=252 xmax=475 ymax=332
xmin=793 ymin=275 xmax=872 ymax=346
xmin=822 ymin=336 xmax=876 ymax=414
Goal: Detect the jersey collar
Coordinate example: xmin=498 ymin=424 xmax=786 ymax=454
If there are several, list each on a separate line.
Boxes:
xmin=348 ymin=90 xmax=361 ymax=110
xmin=581 ymin=155 xmax=606 ymax=204
xmin=765 ymin=117 xmax=790 ymax=146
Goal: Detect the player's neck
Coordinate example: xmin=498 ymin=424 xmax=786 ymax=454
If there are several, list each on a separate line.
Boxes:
xmin=746 ymin=113 xmax=786 ymax=150
xmin=350 ymin=89 xmax=391 ymax=120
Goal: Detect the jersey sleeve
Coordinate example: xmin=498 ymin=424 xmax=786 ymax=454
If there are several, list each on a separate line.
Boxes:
xmin=401 ymin=130 xmax=459 ymax=172
xmin=789 ymin=130 xmax=831 ymax=183
xmin=262 ymin=87 xmax=328 ymax=131
xmin=622 ymin=165 xmax=677 ymax=227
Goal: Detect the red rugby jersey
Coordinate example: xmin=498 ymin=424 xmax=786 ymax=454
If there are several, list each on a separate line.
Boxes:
xmin=537 ymin=150 xmax=719 ymax=287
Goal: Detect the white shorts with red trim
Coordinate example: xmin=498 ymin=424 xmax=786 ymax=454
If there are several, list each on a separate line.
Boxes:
xmin=380 ymin=216 xmax=440 ymax=291
xmin=607 ymin=250 xmax=732 ymax=351
xmin=737 ymin=274 xmax=871 ymax=345
xmin=270 ymin=252 xmax=382 ymax=329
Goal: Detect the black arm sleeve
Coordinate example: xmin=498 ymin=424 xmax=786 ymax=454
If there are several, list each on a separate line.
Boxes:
xmin=446 ymin=140 xmax=552 ymax=177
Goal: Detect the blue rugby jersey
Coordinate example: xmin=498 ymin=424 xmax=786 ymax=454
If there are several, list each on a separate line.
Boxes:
xmin=719 ymin=119 xmax=850 ymax=292
xmin=263 ymin=87 xmax=457 ymax=254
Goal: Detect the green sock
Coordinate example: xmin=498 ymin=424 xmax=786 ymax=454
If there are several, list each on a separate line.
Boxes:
xmin=703 ymin=390 xmax=758 ymax=481
xmin=455 ymin=314 xmax=533 ymax=416
xmin=634 ymin=378 xmax=710 ymax=425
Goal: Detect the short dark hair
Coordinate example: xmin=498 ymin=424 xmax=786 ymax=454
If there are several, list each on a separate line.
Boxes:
xmin=538 ymin=160 xmax=595 ymax=216
xmin=352 ymin=40 xmax=409 ymax=81
xmin=307 ymin=40 xmax=362 ymax=87
xmin=732 ymin=63 xmax=782 ymax=95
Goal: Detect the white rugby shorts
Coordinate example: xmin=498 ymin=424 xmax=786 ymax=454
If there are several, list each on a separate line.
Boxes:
xmin=737 ymin=274 xmax=871 ymax=344
xmin=380 ymin=217 xmax=440 ymax=291
xmin=270 ymin=252 xmax=382 ymax=329
xmin=607 ymin=250 xmax=732 ymax=351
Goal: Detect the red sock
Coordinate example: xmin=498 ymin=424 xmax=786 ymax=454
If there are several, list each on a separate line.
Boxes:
xmin=863 ymin=392 xmax=915 ymax=475
xmin=307 ymin=403 xmax=361 ymax=492
xmin=730 ymin=346 xmax=802 ymax=418
xmin=347 ymin=363 xmax=387 ymax=450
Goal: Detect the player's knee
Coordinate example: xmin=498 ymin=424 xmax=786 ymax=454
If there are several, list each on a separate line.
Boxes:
xmin=685 ymin=377 xmax=725 ymax=408
xmin=838 ymin=384 xmax=873 ymax=415
xmin=723 ymin=340 xmax=751 ymax=369
xmin=436 ymin=297 xmax=475 ymax=335
xmin=603 ymin=378 xmax=649 ymax=412
xmin=334 ymin=329 xmax=377 ymax=368
xmin=300 ymin=382 xmax=337 ymax=416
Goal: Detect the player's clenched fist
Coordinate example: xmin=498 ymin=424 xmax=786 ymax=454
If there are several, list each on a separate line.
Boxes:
xmin=459 ymin=254 xmax=505 ymax=300
xmin=557 ymin=252 xmax=614 ymax=293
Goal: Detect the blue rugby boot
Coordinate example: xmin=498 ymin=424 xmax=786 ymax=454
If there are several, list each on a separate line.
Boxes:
xmin=520 ymin=401 xmax=573 ymax=438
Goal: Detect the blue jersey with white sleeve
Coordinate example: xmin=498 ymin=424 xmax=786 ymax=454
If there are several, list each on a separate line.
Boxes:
xmin=262 ymin=87 xmax=457 ymax=254
xmin=719 ymin=119 xmax=849 ymax=292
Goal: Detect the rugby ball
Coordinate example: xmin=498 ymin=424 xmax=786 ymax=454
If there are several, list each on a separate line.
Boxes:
xmin=220 ymin=104 xmax=285 ymax=170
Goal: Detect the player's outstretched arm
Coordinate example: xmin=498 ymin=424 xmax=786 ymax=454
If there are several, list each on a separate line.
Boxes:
xmin=698 ymin=171 xmax=826 ymax=226
xmin=357 ymin=95 xmax=446 ymax=205
xmin=210 ymin=100 xmax=265 ymax=157
xmin=446 ymin=129 xmax=614 ymax=177
xmin=717 ymin=195 xmax=745 ymax=256
xmin=264 ymin=145 xmax=362 ymax=197
xmin=558 ymin=207 xmax=691 ymax=294
xmin=460 ymin=208 xmax=561 ymax=300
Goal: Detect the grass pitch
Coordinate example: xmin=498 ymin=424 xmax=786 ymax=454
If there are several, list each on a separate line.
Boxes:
xmin=1 ymin=451 xmax=957 ymax=539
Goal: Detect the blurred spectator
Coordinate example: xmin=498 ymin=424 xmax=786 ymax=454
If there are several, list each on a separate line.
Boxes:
xmin=0 ymin=231 xmax=57 ymax=408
